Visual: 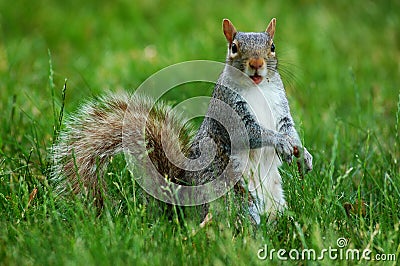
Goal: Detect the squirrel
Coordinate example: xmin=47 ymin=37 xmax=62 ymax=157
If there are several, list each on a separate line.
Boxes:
xmin=50 ymin=18 xmax=313 ymax=225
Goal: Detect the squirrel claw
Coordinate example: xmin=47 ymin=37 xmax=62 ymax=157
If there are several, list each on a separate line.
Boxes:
xmin=293 ymin=146 xmax=313 ymax=176
xmin=293 ymin=146 xmax=300 ymax=158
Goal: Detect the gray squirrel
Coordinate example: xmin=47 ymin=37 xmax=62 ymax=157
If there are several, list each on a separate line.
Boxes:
xmin=50 ymin=18 xmax=313 ymax=225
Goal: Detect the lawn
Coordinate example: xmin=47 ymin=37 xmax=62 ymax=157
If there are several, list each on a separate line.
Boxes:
xmin=0 ymin=0 xmax=399 ymax=265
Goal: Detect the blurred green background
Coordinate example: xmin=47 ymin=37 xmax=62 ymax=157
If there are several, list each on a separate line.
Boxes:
xmin=0 ymin=0 xmax=399 ymax=265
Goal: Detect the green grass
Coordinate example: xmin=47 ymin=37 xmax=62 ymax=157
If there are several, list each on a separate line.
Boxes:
xmin=1 ymin=0 xmax=399 ymax=265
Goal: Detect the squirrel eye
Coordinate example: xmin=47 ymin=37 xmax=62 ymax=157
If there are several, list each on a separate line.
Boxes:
xmin=271 ymin=43 xmax=275 ymax=53
xmin=231 ymin=43 xmax=238 ymax=54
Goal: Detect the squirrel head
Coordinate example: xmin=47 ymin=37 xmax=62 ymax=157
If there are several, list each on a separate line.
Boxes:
xmin=222 ymin=18 xmax=277 ymax=85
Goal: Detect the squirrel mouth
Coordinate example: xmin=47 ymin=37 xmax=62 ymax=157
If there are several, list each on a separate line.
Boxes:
xmin=250 ymin=74 xmax=263 ymax=85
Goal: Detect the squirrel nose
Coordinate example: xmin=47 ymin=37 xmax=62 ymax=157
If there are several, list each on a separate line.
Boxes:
xmin=249 ymin=58 xmax=264 ymax=70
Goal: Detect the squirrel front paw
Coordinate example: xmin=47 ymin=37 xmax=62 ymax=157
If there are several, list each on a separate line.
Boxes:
xmin=294 ymin=146 xmax=313 ymax=173
xmin=274 ymin=134 xmax=295 ymax=164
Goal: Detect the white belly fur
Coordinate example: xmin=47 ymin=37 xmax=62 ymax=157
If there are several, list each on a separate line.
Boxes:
xmin=241 ymin=76 xmax=286 ymax=223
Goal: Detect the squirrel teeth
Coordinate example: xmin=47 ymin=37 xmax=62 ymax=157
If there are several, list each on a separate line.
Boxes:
xmin=250 ymin=75 xmax=263 ymax=85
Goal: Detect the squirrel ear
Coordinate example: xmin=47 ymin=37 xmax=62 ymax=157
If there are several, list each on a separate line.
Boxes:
xmin=223 ymin=19 xmax=237 ymax=44
xmin=265 ymin=18 xmax=276 ymax=40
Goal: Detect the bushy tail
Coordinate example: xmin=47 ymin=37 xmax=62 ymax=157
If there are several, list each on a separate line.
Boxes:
xmin=50 ymin=92 xmax=194 ymax=206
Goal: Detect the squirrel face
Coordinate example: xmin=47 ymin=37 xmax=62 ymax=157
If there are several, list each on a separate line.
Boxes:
xmin=223 ymin=18 xmax=277 ymax=85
